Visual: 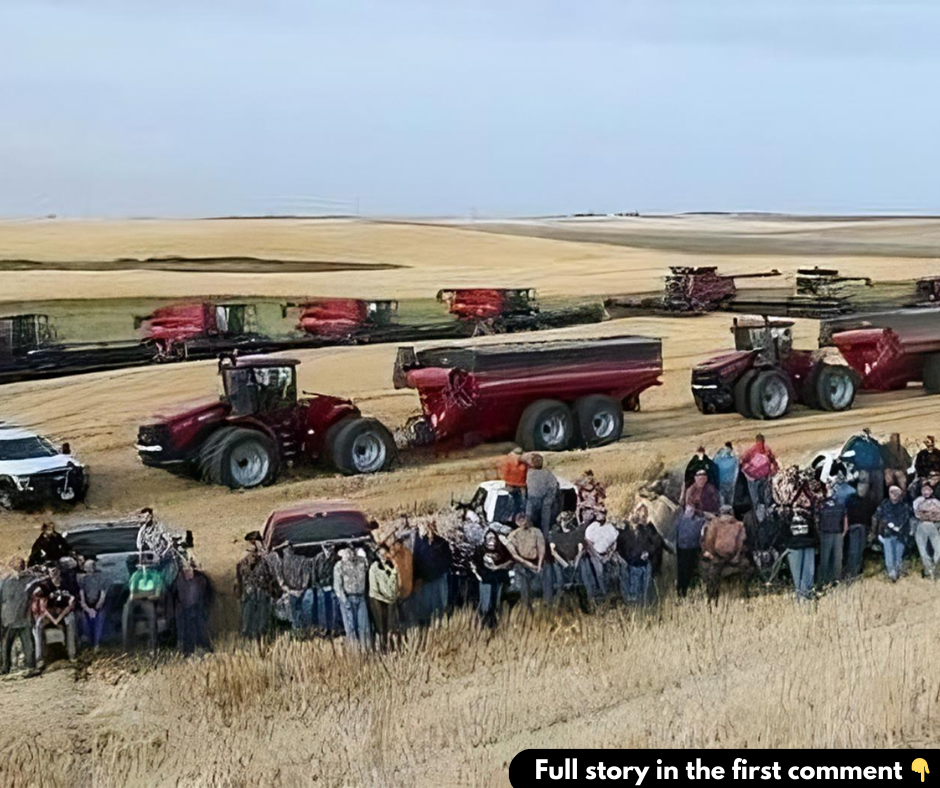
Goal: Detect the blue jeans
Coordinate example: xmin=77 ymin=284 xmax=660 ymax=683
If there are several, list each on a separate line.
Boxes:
xmin=579 ymin=556 xmax=607 ymax=598
xmin=338 ymin=593 xmax=371 ymax=647
xmin=288 ymin=589 xmax=315 ymax=630
xmin=515 ymin=565 xmax=553 ymax=607
xmin=83 ymin=610 xmax=107 ymax=647
xmin=619 ymin=562 xmax=651 ymax=605
xmin=315 ymin=588 xmax=338 ymax=633
xmin=880 ymin=535 xmax=905 ymax=580
xmin=506 ymin=486 xmax=526 ymax=517
xmin=478 ymin=581 xmax=503 ymax=627
xmin=526 ymin=495 xmax=555 ymax=537
xmin=419 ymin=575 xmax=450 ymax=623
xmin=844 ymin=525 xmax=865 ymax=579
xmin=787 ymin=547 xmax=815 ymax=600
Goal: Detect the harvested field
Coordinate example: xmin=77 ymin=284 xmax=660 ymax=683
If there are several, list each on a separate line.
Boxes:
xmin=0 ymin=216 xmax=937 ymax=785
xmin=0 ymin=256 xmax=401 ymax=274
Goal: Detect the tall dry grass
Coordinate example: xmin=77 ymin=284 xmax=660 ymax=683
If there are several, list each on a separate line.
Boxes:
xmin=2 ymin=574 xmax=937 ymax=788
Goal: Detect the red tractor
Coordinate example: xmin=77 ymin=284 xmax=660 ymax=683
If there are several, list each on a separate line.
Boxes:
xmin=691 ymin=316 xmax=857 ymax=420
xmin=136 ymin=355 xmax=396 ymax=487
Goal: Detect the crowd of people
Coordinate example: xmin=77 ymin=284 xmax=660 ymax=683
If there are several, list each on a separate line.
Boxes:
xmin=4 ymin=430 xmax=939 ymax=671
xmin=0 ymin=512 xmax=211 ymax=675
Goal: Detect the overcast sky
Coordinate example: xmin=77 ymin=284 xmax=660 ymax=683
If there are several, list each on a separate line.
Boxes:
xmin=1 ymin=1 xmax=938 ymax=218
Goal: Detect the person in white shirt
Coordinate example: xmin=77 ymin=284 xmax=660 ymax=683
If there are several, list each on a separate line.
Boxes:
xmin=581 ymin=515 xmax=618 ymax=600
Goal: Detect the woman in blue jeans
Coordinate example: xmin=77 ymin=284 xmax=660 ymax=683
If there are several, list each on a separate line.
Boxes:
xmin=873 ymin=485 xmax=912 ymax=582
xmin=784 ymin=509 xmax=817 ymax=601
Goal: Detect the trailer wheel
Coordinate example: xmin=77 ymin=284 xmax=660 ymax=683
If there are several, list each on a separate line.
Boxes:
xmin=0 ymin=481 xmax=15 ymax=510
xmin=326 ymin=417 xmax=397 ymax=475
xmin=923 ymin=353 xmax=940 ymax=395
xmin=573 ymin=395 xmax=624 ymax=447
xmin=814 ymin=365 xmax=857 ymax=411
xmin=748 ymin=370 xmax=792 ymax=420
xmin=208 ymin=427 xmax=279 ymax=489
xmin=516 ymin=399 xmax=575 ymax=452
xmin=733 ymin=370 xmax=760 ymax=418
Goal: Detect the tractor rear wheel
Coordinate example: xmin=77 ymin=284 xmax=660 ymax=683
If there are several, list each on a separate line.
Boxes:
xmin=733 ymin=369 xmax=760 ymax=418
xmin=573 ymin=395 xmax=624 ymax=448
xmin=326 ymin=417 xmax=397 ymax=475
xmin=923 ymin=353 xmax=940 ymax=395
xmin=203 ymin=427 xmax=279 ymax=489
xmin=515 ymin=399 xmax=575 ymax=452
xmin=748 ymin=370 xmax=792 ymax=420
xmin=814 ymin=364 xmax=857 ymax=411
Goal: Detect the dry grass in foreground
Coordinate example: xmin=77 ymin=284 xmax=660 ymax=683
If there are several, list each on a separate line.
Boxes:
xmin=1 ymin=574 xmax=937 ymax=788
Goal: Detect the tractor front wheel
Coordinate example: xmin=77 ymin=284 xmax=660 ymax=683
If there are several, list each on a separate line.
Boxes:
xmin=748 ymin=370 xmax=793 ymax=420
xmin=199 ymin=427 xmax=279 ymax=489
xmin=326 ymin=417 xmax=397 ymax=475
xmin=733 ymin=369 xmax=761 ymax=418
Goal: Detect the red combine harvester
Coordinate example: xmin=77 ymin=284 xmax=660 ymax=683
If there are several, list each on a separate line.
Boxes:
xmin=136 ymin=354 xmax=396 ymax=487
xmin=435 ymin=288 xmax=606 ymax=335
xmin=393 ymin=335 xmax=663 ymax=451
xmin=136 ymin=302 xmax=262 ymax=361
xmin=819 ymin=307 xmax=940 ymax=393
xmin=691 ymin=316 xmax=857 ymax=420
xmin=289 ymin=298 xmax=399 ymax=338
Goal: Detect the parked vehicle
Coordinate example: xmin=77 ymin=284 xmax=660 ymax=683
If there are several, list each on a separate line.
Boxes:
xmin=692 ymin=316 xmax=857 ymax=420
xmin=262 ymin=500 xmax=373 ymax=554
xmin=820 ymin=307 xmax=940 ymax=394
xmin=287 ymin=298 xmax=399 ymax=338
xmin=136 ymin=354 xmax=397 ymax=488
xmin=462 ymin=478 xmax=577 ymax=528
xmin=394 ymin=334 xmax=663 ymax=451
xmin=0 ymin=424 xmax=88 ymax=510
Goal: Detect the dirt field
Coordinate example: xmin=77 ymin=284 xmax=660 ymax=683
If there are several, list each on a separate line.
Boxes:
xmin=0 ymin=216 xmax=937 ymax=785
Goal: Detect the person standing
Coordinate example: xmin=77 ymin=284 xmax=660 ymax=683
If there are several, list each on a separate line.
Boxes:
xmin=582 ymin=515 xmax=619 ymax=601
xmin=843 ymin=491 xmax=873 ymax=581
xmin=235 ymin=531 xmax=277 ymax=642
xmin=616 ymin=504 xmax=663 ymax=605
xmin=367 ymin=546 xmax=400 ymax=650
xmin=674 ymin=505 xmax=706 ymax=598
xmin=699 ymin=506 xmax=746 ymax=602
xmin=525 ymin=454 xmax=560 ymax=535
xmin=912 ymin=483 xmax=940 ymax=580
xmin=28 ymin=522 xmax=70 ymax=568
xmin=474 ymin=531 xmax=512 ymax=628
xmin=914 ymin=436 xmax=940 ymax=481
xmin=575 ymin=470 xmax=607 ymax=527
xmin=685 ymin=469 xmax=720 ymax=516
xmin=816 ymin=495 xmax=848 ymax=587
xmin=384 ymin=536 xmax=414 ymax=629
xmin=122 ymin=558 xmax=165 ymax=652
xmin=274 ymin=543 xmax=314 ymax=631
xmin=175 ymin=563 xmax=212 ymax=655
xmin=881 ymin=433 xmax=912 ymax=493
xmin=503 ymin=514 xmax=551 ymax=609
xmin=740 ymin=434 xmax=779 ymax=518
xmin=874 ymin=486 xmax=912 ymax=582
xmin=333 ymin=547 xmax=371 ymax=647
xmin=413 ymin=521 xmax=452 ymax=623
xmin=684 ymin=446 xmax=720 ymax=491
xmin=0 ymin=559 xmax=35 ymax=674
xmin=548 ymin=512 xmax=587 ymax=596
xmin=785 ymin=509 xmax=817 ymax=601
xmin=497 ymin=447 xmax=528 ymax=516
xmin=713 ymin=442 xmax=739 ymax=507
xmin=34 ymin=567 xmax=77 ymax=668
xmin=78 ymin=556 xmax=109 ymax=649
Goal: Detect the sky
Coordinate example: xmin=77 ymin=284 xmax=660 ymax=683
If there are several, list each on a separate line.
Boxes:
xmin=1 ymin=0 xmax=939 ymax=218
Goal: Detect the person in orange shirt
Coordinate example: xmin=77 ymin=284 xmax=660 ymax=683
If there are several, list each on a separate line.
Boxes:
xmin=497 ymin=447 xmax=528 ymax=516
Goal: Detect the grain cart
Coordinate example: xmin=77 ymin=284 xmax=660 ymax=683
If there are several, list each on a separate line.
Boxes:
xmin=691 ymin=316 xmax=857 ymax=420
xmin=136 ymin=354 xmax=396 ymax=487
xmin=820 ymin=307 xmax=940 ymax=393
xmin=393 ymin=334 xmax=662 ymax=451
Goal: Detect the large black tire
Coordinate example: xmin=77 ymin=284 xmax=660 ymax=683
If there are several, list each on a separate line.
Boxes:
xmin=326 ymin=417 xmax=397 ymax=475
xmin=748 ymin=370 xmax=793 ymax=420
xmin=0 ymin=481 xmax=15 ymax=510
xmin=203 ymin=427 xmax=279 ymax=489
xmin=923 ymin=353 xmax=940 ymax=395
xmin=733 ymin=369 xmax=760 ymax=418
xmin=515 ymin=399 xmax=575 ymax=452
xmin=573 ymin=395 xmax=624 ymax=448
xmin=197 ymin=428 xmax=231 ymax=485
xmin=814 ymin=364 xmax=857 ymax=411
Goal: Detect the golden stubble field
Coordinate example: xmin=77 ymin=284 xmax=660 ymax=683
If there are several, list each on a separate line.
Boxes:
xmin=0 ymin=216 xmax=938 ymax=786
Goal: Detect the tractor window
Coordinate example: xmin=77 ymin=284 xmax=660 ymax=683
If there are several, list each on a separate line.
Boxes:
xmin=255 ymin=366 xmax=296 ymax=406
xmin=223 ymin=368 xmax=259 ymax=415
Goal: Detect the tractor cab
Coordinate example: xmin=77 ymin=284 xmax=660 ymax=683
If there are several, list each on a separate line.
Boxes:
xmin=0 ymin=314 xmax=54 ymax=359
xmin=732 ymin=316 xmax=793 ymax=363
xmin=219 ymin=355 xmax=299 ymax=416
xmin=214 ymin=303 xmax=256 ymax=336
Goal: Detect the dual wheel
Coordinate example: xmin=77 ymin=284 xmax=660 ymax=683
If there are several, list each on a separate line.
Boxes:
xmin=197 ymin=418 xmax=397 ymax=489
xmin=734 ymin=364 xmax=856 ymax=420
xmin=515 ymin=395 xmax=624 ymax=452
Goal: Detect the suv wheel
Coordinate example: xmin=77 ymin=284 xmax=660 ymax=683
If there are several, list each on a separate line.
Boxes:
xmin=0 ymin=482 xmax=15 ymax=510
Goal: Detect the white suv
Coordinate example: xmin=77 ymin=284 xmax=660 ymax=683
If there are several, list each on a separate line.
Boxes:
xmin=0 ymin=424 xmax=88 ymax=510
